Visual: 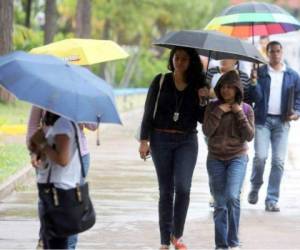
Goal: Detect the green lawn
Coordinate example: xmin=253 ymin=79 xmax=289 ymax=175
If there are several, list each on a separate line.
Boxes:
xmin=0 ymin=143 xmax=29 ymax=184
xmin=0 ymin=100 xmax=31 ymax=125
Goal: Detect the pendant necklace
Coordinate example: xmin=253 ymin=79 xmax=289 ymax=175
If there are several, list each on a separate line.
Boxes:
xmin=173 ymin=81 xmax=185 ymax=122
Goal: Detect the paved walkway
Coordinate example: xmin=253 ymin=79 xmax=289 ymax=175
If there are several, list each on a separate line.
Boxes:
xmin=1 ymin=108 xmax=300 ymax=249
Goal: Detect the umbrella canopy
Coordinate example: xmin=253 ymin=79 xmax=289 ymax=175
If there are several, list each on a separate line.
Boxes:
xmin=205 ymin=2 xmax=300 ymax=38
xmin=153 ymin=30 xmax=266 ymax=64
xmin=0 ymin=51 xmax=121 ymax=125
xmin=30 ymin=39 xmax=129 ymax=65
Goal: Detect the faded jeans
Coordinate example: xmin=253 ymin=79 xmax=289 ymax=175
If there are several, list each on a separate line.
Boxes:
xmin=250 ymin=116 xmax=290 ymax=204
xmin=150 ymin=131 xmax=198 ymax=245
xmin=207 ymin=155 xmax=248 ymax=249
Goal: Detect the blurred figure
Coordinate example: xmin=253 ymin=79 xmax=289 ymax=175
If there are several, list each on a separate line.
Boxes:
xmin=248 ymin=41 xmax=300 ymax=212
xmin=206 ymin=59 xmax=253 ymax=105
xmin=258 ymin=35 xmax=270 ymax=60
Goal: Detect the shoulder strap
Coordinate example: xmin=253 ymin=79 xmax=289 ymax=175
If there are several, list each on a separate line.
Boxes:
xmin=153 ymin=74 xmax=165 ymax=119
xmin=242 ymin=103 xmax=250 ymax=115
xmin=71 ymin=122 xmax=86 ymax=178
xmin=45 ymin=121 xmax=85 ymax=184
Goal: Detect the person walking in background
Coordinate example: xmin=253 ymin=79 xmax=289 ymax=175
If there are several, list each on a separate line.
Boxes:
xmin=203 ymin=70 xmax=254 ymax=250
xmin=257 ymin=35 xmax=270 ymax=60
xmin=248 ymin=41 xmax=300 ymax=212
xmin=206 ymin=59 xmax=252 ymax=105
xmin=27 ymin=106 xmax=97 ymax=249
xmin=138 ymin=46 xmax=208 ymax=250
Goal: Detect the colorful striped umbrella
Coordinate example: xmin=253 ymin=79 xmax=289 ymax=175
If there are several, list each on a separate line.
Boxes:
xmin=205 ymin=2 xmax=300 ymax=39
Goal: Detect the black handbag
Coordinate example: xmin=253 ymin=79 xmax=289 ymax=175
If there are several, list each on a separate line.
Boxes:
xmin=38 ymin=122 xmax=96 ymax=238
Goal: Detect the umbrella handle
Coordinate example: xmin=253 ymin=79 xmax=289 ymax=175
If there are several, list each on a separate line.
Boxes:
xmin=96 ymin=115 xmax=100 ymax=146
xmin=96 ymin=128 xmax=100 ymax=146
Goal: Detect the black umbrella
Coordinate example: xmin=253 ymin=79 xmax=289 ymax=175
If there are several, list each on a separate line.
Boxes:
xmin=153 ymin=30 xmax=266 ymax=64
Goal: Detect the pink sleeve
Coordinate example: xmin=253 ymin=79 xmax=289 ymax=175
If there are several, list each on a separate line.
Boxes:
xmin=26 ymin=106 xmax=43 ymax=148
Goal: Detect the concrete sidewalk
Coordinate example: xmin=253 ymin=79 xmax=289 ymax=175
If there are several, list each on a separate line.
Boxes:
xmin=0 ymin=108 xmax=300 ymax=249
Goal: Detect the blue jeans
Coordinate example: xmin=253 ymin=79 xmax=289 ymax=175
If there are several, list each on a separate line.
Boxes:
xmin=150 ymin=131 xmax=198 ymax=245
xmin=207 ymin=155 xmax=248 ymax=249
xmin=67 ymin=153 xmax=90 ymax=250
xmin=250 ymin=116 xmax=290 ymax=204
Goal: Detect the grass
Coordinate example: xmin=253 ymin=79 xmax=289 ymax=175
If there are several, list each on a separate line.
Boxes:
xmin=0 ymin=100 xmax=31 ymax=125
xmin=0 ymin=143 xmax=29 ymax=184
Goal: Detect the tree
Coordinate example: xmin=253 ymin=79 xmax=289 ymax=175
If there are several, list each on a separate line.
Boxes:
xmin=25 ymin=0 xmax=32 ymax=28
xmin=0 ymin=0 xmax=14 ymax=103
xmin=76 ymin=0 xmax=91 ymax=38
xmin=44 ymin=0 xmax=58 ymax=44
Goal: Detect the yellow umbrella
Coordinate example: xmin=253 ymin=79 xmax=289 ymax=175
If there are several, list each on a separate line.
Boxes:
xmin=30 ymin=38 xmax=129 ymax=65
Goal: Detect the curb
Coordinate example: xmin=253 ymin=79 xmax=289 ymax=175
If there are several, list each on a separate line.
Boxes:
xmin=0 ymin=165 xmax=33 ymax=201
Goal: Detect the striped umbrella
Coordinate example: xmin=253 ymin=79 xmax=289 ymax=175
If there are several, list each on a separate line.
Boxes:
xmin=205 ymin=2 xmax=300 ymax=40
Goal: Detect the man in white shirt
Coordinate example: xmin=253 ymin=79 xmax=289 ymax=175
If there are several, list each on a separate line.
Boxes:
xmin=248 ymin=41 xmax=300 ymax=212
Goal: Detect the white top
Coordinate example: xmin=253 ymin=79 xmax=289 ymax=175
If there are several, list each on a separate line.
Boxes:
xmin=268 ymin=64 xmax=286 ymax=115
xmin=211 ymin=73 xmax=222 ymax=89
xmin=37 ymin=117 xmax=81 ymax=190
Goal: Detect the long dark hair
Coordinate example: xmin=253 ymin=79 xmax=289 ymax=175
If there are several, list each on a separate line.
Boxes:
xmin=43 ymin=111 xmax=60 ymax=126
xmin=167 ymin=46 xmax=206 ymax=88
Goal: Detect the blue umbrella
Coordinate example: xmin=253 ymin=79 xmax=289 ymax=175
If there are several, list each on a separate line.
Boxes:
xmin=0 ymin=51 xmax=121 ymax=124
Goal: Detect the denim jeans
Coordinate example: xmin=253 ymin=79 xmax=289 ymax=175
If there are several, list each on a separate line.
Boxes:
xmin=250 ymin=116 xmax=290 ymax=204
xmin=67 ymin=153 xmax=90 ymax=250
xmin=150 ymin=131 xmax=198 ymax=245
xmin=207 ymin=155 xmax=248 ymax=249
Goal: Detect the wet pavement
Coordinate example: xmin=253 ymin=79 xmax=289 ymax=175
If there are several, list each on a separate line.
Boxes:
xmin=1 ymin=108 xmax=300 ymax=249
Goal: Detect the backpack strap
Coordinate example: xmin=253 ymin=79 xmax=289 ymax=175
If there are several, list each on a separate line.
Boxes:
xmin=242 ymin=103 xmax=250 ymax=116
xmin=153 ymin=74 xmax=165 ymax=119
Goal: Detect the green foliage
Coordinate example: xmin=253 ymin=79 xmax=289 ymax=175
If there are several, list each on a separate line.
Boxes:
xmin=13 ymin=24 xmax=43 ymax=51
xmin=12 ymin=0 xmax=230 ymax=87
xmin=132 ymin=48 xmax=168 ymax=87
xmin=0 ymin=143 xmax=29 ymax=184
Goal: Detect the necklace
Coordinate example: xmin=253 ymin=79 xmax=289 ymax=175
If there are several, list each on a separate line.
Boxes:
xmin=173 ymin=86 xmax=185 ymax=122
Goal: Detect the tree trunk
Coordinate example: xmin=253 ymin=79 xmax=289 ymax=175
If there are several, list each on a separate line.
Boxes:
xmin=75 ymin=0 xmax=91 ymax=38
xmin=98 ymin=18 xmax=111 ymax=77
xmin=25 ymin=0 xmax=32 ymax=28
xmin=44 ymin=0 xmax=57 ymax=44
xmin=0 ymin=0 xmax=15 ymax=103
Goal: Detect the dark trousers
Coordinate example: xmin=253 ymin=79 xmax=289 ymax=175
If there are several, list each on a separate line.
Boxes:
xmin=42 ymin=236 xmax=68 ymax=249
xmin=150 ymin=131 xmax=198 ymax=245
xmin=40 ymin=204 xmax=68 ymax=249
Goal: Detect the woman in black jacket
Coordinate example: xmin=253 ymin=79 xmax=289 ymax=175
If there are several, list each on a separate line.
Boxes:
xmin=139 ymin=46 xmax=208 ymax=250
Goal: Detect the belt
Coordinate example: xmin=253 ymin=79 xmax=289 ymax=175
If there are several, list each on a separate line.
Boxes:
xmin=154 ymin=128 xmax=186 ymax=134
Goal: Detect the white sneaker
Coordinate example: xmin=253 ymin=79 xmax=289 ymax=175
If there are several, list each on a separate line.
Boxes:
xmin=230 ymin=246 xmax=240 ymax=250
